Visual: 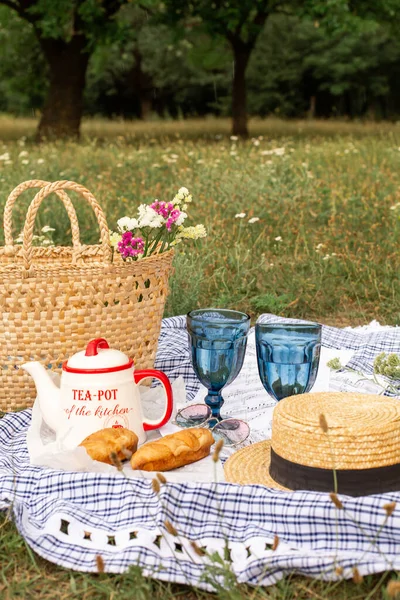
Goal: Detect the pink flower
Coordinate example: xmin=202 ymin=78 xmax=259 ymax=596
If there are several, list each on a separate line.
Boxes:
xmin=150 ymin=200 xmax=182 ymax=230
xmin=117 ymin=232 xmax=145 ymax=259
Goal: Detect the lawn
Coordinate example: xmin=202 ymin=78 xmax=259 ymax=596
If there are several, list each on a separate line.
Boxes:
xmin=0 ymin=116 xmax=399 ymax=599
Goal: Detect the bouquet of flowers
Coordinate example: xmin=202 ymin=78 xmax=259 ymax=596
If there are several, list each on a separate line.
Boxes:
xmin=110 ymin=187 xmax=207 ymax=261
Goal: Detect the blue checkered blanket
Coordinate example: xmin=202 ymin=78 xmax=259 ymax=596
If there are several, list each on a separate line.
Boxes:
xmin=1 ymin=315 xmax=400 ymax=590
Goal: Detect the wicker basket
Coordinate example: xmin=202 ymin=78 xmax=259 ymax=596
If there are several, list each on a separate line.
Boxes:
xmin=0 ymin=180 xmax=174 ymax=411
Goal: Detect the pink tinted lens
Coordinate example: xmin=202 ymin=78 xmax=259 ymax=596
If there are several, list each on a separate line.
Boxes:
xmin=213 ymin=419 xmax=250 ymax=446
xmin=176 ymin=404 xmax=210 ymax=427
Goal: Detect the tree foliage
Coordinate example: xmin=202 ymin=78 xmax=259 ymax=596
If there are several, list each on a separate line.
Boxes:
xmin=1 ymin=0 xmax=400 ymax=129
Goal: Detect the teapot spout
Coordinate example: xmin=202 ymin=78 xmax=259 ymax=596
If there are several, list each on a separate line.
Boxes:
xmin=22 ymin=362 xmax=64 ymax=433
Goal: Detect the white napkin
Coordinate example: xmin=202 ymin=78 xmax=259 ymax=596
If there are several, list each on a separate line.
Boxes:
xmin=26 ymin=376 xmax=224 ymax=483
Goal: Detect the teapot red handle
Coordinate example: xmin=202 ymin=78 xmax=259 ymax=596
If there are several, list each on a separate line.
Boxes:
xmin=134 ymin=369 xmax=173 ymax=430
xmin=85 ymin=338 xmax=110 ymax=356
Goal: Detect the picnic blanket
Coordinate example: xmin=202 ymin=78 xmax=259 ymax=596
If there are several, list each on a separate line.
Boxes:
xmin=1 ymin=314 xmax=400 ymax=591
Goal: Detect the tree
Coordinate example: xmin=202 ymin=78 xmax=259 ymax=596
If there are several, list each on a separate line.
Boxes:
xmin=0 ymin=0 xmax=129 ymax=139
xmin=158 ymin=0 xmax=278 ymax=137
xmin=156 ymin=0 xmax=400 ymax=136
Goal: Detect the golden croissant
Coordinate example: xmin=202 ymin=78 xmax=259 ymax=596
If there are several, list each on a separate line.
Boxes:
xmin=130 ymin=428 xmax=214 ymax=471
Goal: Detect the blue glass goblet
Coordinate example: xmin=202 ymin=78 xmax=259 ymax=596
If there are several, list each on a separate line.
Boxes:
xmin=255 ymin=323 xmax=321 ymax=402
xmin=187 ymin=309 xmax=251 ymax=423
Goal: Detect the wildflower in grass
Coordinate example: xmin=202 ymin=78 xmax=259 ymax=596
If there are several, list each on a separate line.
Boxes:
xmin=387 ymin=579 xmax=400 ymax=597
xmin=41 ymin=225 xmax=55 ymax=233
xmin=164 ymin=520 xmax=178 ymax=536
xmin=37 ymin=158 xmax=45 ymax=164
xmin=152 ymin=478 xmax=161 ymax=494
xmin=212 ymin=439 xmax=224 ymax=462
xmin=235 ymin=213 xmax=246 ymax=218
xmin=261 ymin=147 xmax=285 ymax=156
xmin=157 ymin=473 xmax=167 ymax=484
xmin=272 ymin=535 xmax=279 ymax=551
xmin=230 ymin=135 xmax=238 ymax=141
xmin=117 ymin=233 xmax=145 ymax=259
xmin=96 ymin=554 xmax=105 ymax=573
xmin=0 ymin=152 xmax=10 ymax=161
xmin=319 ymin=414 xmax=329 ymax=433
xmin=274 ymin=236 xmax=282 ymax=242
xmin=383 ymin=501 xmax=396 ymax=517
xmin=21 ymin=159 xmax=29 ymax=165
xmin=329 ymin=492 xmax=343 ymax=509
xmin=248 ymin=217 xmax=260 ymax=224
xmin=18 ymin=150 xmax=28 ymax=158
xmin=390 ymin=203 xmax=400 ymax=211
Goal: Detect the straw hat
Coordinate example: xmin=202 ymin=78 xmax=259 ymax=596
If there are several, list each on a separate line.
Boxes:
xmin=224 ymin=392 xmax=400 ymax=496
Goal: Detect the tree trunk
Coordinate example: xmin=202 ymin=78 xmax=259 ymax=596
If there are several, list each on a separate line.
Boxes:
xmin=36 ymin=34 xmax=90 ymax=140
xmin=231 ymin=40 xmax=251 ymax=138
xmin=132 ymin=48 xmax=153 ymax=120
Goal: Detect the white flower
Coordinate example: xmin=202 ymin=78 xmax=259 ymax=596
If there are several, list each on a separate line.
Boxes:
xmin=248 ymin=217 xmax=260 ymax=224
xmin=41 ymin=225 xmax=55 ymax=233
xmin=390 ymin=203 xmax=400 ymax=210
xmin=37 ymin=158 xmax=45 ymax=164
xmin=230 ymin=136 xmax=238 ymax=141
xmin=117 ymin=216 xmax=139 ymax=232
xmin=110 ymin=231 xmax=122 ymax=248
xmin=252 ymin=139 xmax=260 ymax=146
xmin=0 ymin=153 xmax=10 ymax=161
xmin=261 ymin=147 xmax=285 ymax=156
xmin=175 ymin=211 xmax=187 ymax=226
xmin=21 ymin=160 xmax=29 ymax=165
xmin=315 ymin=243 xmax=324 ymax=250
xmin=18 ymin=151 xmax=28 ymax=158
xmin=137 ymin=205 xmax=164 ymax=228
xmin=235 ymin=213 xmax=246 ymax=218
xmin=274 ymin=236 xmax=282 ymax=242
xmin=178 ymin=186 xmax=189 ymax=196
xmin=177 ymin=224 xmax=207 ymax=240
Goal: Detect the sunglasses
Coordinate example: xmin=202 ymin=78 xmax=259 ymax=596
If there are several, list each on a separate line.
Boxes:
xmin=174 ymin=404 xmax=250 ymax=447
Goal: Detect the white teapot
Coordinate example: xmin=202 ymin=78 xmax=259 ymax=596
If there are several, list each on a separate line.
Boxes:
xmin=23 ymin=338 xmax=173 ymax=448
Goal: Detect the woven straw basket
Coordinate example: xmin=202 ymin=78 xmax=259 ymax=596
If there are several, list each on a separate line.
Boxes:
xmin=0 ymin=180 xmax=174 ymax=411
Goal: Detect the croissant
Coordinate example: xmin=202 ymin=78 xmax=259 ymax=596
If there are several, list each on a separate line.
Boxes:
xmin=80 ymin=427 xmax=138 ymax=465
xmin=130 ymin=428 xmax=214 ymax=472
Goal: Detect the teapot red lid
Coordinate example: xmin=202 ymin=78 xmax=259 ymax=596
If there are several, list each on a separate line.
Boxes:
xmin=63 ymin=338 xmax=133 ymax=374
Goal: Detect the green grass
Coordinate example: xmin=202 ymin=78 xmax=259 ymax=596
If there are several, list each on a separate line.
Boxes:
xmin=1 ymin=116 xmax=400 ymax=598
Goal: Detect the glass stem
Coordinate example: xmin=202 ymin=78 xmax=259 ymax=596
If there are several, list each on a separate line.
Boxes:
xmin=204 ymin=391 xmax=224 ymax=422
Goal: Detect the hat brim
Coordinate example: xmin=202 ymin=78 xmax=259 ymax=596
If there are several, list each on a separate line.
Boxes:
xmin=224 ymin=440 xmax=291 ymax=491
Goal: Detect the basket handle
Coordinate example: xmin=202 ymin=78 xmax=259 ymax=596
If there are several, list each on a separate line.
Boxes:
xmin=3 ymin=179 xmax=81 ymax=249
xmin=21 ymin=180 xmax=112 ymax=271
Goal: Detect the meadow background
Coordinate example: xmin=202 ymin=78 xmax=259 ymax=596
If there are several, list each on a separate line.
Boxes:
xmin=1 ymin=116 xmax=400 ymax=599
xmin=0 ymin=116 xmax=399 ymax=326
